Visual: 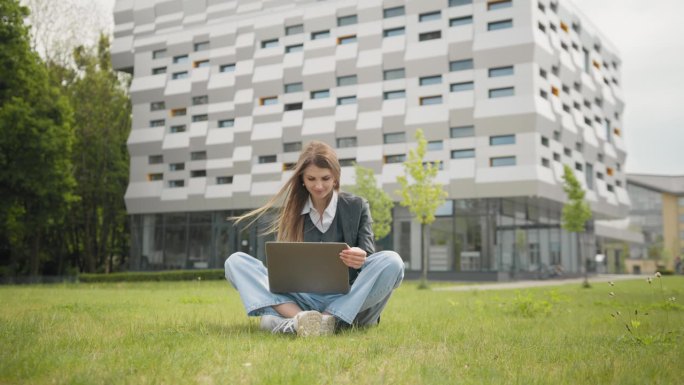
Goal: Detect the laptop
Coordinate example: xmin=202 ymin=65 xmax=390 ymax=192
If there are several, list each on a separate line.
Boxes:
xmin=265 ymin=242 xmax=350 ymax=294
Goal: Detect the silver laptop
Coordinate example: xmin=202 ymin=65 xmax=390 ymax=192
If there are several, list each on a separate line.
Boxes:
xmin=265 ymin=242 xmax=350 ymax=294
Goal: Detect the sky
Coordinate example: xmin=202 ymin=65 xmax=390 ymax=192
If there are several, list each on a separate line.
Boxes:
xmin=95 ymin=0 xmax=683 ymax=176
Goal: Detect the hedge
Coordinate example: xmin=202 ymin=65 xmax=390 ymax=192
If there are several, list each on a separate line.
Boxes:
xmin=78 ymin=269 xmax=226 ymax=283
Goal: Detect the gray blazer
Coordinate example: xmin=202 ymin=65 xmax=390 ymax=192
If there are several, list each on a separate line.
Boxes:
xmin=337 ymin=192 xmax=376 ymax=283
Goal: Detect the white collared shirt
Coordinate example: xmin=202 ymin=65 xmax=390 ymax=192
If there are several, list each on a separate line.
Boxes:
xmin=301 ymin=190 xmax=338 ymax=233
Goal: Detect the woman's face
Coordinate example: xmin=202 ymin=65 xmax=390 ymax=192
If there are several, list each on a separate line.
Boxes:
xmin=302 ymin=164 xmax=336 ymax=204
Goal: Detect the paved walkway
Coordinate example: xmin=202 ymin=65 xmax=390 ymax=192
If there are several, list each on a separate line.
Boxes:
xmin=434 ymin=274 xmax=646 ymax=292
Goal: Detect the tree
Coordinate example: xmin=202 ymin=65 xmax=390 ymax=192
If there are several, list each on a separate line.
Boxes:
xmin=0 ymin=0 xmax=76 ymax=276
xmin=396 ymin=129 xmax=448 ymax=288
xmin=350 ymin=164 xmax=393 ymax=241
xmin=561 ymin=164 xmax=592 ymax=287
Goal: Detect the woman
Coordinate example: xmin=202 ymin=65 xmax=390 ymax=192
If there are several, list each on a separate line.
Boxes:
xmin=224 ymin=141 xmax=404 ymax=336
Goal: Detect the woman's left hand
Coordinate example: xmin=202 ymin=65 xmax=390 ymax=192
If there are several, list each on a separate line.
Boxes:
xmin=339 ymin=247 xmax=367 ymax=269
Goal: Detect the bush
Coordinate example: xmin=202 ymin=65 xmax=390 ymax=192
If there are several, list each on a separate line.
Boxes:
xmin=78 ymin=269 xmax=225 ymax=283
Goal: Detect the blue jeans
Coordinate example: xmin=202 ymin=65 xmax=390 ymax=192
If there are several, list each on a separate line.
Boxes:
xmin=224 ymin=250 xmax=404 ymax=325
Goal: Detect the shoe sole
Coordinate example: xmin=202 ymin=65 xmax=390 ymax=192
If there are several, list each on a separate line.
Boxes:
xmin=296 ymin=311 xmax=322 ymax=337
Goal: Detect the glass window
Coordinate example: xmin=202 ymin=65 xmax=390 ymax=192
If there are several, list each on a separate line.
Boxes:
xmin=192 ymin=114 xmax=208 ymax=122
xmin=338 ymin=35 xmax=357 ymax=45
xmin=169 ymin=163 xmax=185 ymax=171
xmin=384 ymin=68 xmax=405 ymax=80
xmin=450 ymin=59 xmax=473 ymax=71
xmin=488 ymin=66 xmax=514 ymax=77
xmin=383 ymin=27 xmax=405 ymax=37
xmin=168 ymin=180 xmax=184 ymax=188
xmin=191 ymin=151 xmax=207 ymax=161
xmin=148 ymin=173 xmax=163 ymax=181
xmin=488 ymin=19 xmax=513 ymax=31
xmin=194 ymin=60 xmax=210 ymax=68
xmin=337 ymin=137 xmax=357 ymax=148
xmin=149 ymin=155 xmax=163 ymax=164
xmin=337 ymin=15 xmax=358 ymax=26
xmin=284 ymin=82 xmax=303 ymax=93
xmin=220 ymin=63 xmax=235 ymax=73
xmin=541 ymin=158 xmax=550 ymax=168
xmin=311 ymin=90 xmax=330 ymax=99
xmin=337 ymin=96 xmax=357 ymax=105
xmin=420 ymin=96 xmax=442 ymax=105
xmin=171 ymin=108 xmax=186 ymax=117
xmin=451 ymin=149 xmax=475 ymax=159
xmin=450 ymin=16 xmax=473 ymax=27
xmin=451 ymin=82 xmax=474 ymax=92
xmin=385 ymin=154 xmax=406 ymax=163
xmin=419 ymin=11 xmax=441 ymax=22
xmin=384 ymin=132 xmax=406 ymax=144
xmin=450 ymin=126 xmax=474 ymax=138
xmin=285 ymin=24 xmax=304 ymax=35
xmin=192 ymin=95 xmax=208 ymax=105
xmin=191 ymin=170 xmax=206 ymax=178
xmin=150 ymin=101 xmax=165 ymax=111
xmin=173 ymin=55 xmax=188 ymax=64
xmin=284 ymin=102 xmax=303 ymax=111
xmin=427 ymin=140 xmax=443 ymax=151
xmin=194 ymin=41 xmax=210 ymax=51
xmin=258 ymin=155 xmax=277 ymax=164
xmin=449 ymin=0 xmax=473 ymax=6
xmin=216 ymin=176 xmax=233 ymax=185
xmin=337 ymin=75 xmax=357 ymax=86
xmin=261 ymin=97 xmax=277 ymax=106
xmin=283 ymin=142 xmax=302 ymax=152
xmin=261 ymin=39 xmax=278 ymax=49
xmin=170 ymin=125 xmax=186 ymax=133
xmin=553 ymin=153 xmax=560 ymax=161
xmin=490 ymin=156 xmax=516 ymax=167
xmin=585 ymin=163 xmax=594 ymax=189
xmin=152 ymin=49 xmax=166 ymax=59
xmin=489 ymin=87 xmax=515 ymax=98
xmin=384 ymin=90 xmax=405 ymax=100
xmin=311 ymin=30 xmax=330 ymax=40
xmin=339 ymin=158 xmax=356 ymax=167
xmin=490 ymin=135 xmax=515 ymax=145
xmin=172 ymin=71 xmax=188 ymax=80
xmin=150 ymin=119 xmax=165 ymax=127
xmin=152 ymin=67 xmax=166 ymax=75
xmin=488 ymin=0 xmax=512 ymax=10
xmin=419 ymin=75 xmax=442 ymax=86
xmin=218 ymin=119 xmax=234 ymax=128
xmin=541 ymin=136 xmax=549 ymax=147
xmin=419 ymin=31 xmax=441 ymax=41
xmin=383 ymin=6 xmax=405 ymax=18
xmin=285 ymin=44 xmax=303 ymax=53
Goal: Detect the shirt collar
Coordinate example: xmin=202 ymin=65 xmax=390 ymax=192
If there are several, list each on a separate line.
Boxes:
xmin=301 ymin=190 xmax=338 ymax=216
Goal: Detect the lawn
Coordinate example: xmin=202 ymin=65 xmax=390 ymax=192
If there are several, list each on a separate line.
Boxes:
xmin=1 ymin=276 xmax=683 ymax=385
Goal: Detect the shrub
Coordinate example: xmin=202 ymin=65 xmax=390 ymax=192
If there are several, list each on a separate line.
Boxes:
xmin=78 ymin=269 xmax=225 ymax=283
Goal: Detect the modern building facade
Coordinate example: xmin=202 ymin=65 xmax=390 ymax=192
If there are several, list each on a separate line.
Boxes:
xmin=112 ymin=0 xmax=628 ymax=279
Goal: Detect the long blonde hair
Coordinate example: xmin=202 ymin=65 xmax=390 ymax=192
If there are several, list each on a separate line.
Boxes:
xmin=233 ymin=141 xmax=341 ymax=241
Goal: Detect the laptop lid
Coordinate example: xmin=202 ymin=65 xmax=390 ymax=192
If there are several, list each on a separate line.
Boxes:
xmin=265 ymin=242 xmax=350 ymax=294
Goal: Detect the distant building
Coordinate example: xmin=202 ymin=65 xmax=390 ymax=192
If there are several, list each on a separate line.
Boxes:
xmin=112 ymin=0 xmax=629 ymax=279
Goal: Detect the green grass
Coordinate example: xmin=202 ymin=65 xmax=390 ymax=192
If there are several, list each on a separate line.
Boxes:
xmin=1 ymin=277 xmax=683 ymax=385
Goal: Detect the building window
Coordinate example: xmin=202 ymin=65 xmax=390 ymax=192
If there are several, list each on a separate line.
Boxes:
xmin=488 ymin=19 xmax=513 ymax=31
xmin=575 ymin=142 xmax=583 ymax=152
xmin=150 ymin=119 xmax=165 ymax=127
xmin=488 ymin=0 xmax=512 ymax=10
xmin=337 ymin=96 xmax=357 ymax=105
xmin=284 ymin=102 xmax=303 ymax=111
xmin=192 ymin=114 xmax=208 ymax=122
xmin=488 ymin=66 xmax=514 ymax=77
xmin=337 ymin=15 xmax=358 ymax=27
xmin=311 ymin=90 xmax=330 ymax=99
xmin=419 ymin=11 xmax=441 ymax=22
xmin=450 ymin=125 xmax=474 ymax=138
xmin=383 ymin=68 xmax=405 ymax=80
xmin=311 ymin=30 xmax=330 ymax=40
xmin=148 ymin=173 xmax=163 ymax=181
xmin=597 ymin=172 xmax=604 ymax=180
xmin=449 ymin=0 xmax=473 ymax=6
xmin=338 ymin=35 xmax=357 ymax=45
xmin=450 ymin=16 xmax=473 ymax=27
xmin=575 ymin=162 xmax=583 ymax=172
xmin=337 ymin=75 xmax=357 ymax=86
xmin=152 ymin=67 xmax=167 ymax=75
xmin=427 ymin=140 xmax=443 ymax=151
xmin=539 ymin=89 xmax=548 ymax=99
xmin=419 ymin=75 xmax=442 ymax=86
xmin=285 ymin=24 xmax=304 ymax=35
xmin=553 ymin=131 xmax=561 ymax=141
xmin=384 ymin=132 xmax=406 ymax=144
xmin=171 ymin=108 xmax=186 ymax=117
xmin=283 ymin=142 xmax=302 ymax=153
xmin=451 ymin=149 xmax=475 ymax=159
xmin=260 ymin=96 xmax=278 ymax=106
xmin=542 ymin=158 xmax=550 ymax=168
xmin=258 ymin=155 xmax=277 ymax=164
xmin=383 ymin=6 xmax=405 ymax=18
xmin=490 ymin=156 xmax=516 ymax=167
xmin=192 ymin=95 xmax=208 ymax=105
xmin=261 ymin=39 xmax=278 ymax=49
xmin=489 ymin=87 xmax=515 ymax=98
xmin=541 ymin=136 xmax=549 ymax=147
xmin=194 ymin=41 xmax=209 ymax=51
xmin=172 ymin=71 xmax=188 ymax=80
xmin=168 ymin=180 xmax=184 ymax=188
xmin=337 ymin=137 xmax=357 ymax=148
xmin=220 ymin=63 xmax=235 ymax=73
xmin=553 ymin=153 xmax=560 ymax=161
xmin=284 ymin=82 xmax=303 ymax=93
xmin=419 ymin=31 xmax=441 ymax=41
xmin=384 ymin=154 xmax=406 ymax=164
xmin=149 ymin=155 xmax=163 ymax=164
xmin=193 ymin=60 xmax=210 ymax=68
xmin=451 ymin=82 xmax=474 ymax=92
xmin=285 ymin=44 xmax=303 ymax=53
xmin=539 ymin=68 xmax=547 ymax=78
xmin=420 ymin=96 xmax=443 ymax=105
xmin=383 ymin=90 xmax=406 ymax=100
xmin=217 ymin=176 xmax=233 ymax=185
xmin=607 ymin=185 xmax=614 ymax=192
xmin=191 ymin=151 xmax=207 ymax=161
xmin=490 ymin=135 xmax=515 ymax=145
xmin=383 ymin=27 xmax=405 ymax=37
xmin=218 ymin=119 xmax=234 ymax=128
xmin=173 ymin=55 xmax=188 ymax=64
xmin=339 ymin=158 xmax=356 ymax=167
xmin=283 ymin=162 xmax=296 ymax=171
xmin=152 ymin=49 xmax=166 ymax=59
xmin=150 ymin=101 xmax=165 ymax=111
xmin=191 ymin=170 xmax=206 ymax=178
xmin=564 ymin=147 xmax=572 ymax=156
xmin=450 ymin=59 xmax=474 ymax=71
xmin=170 ymin=125 xmax=186 ymax=133
xmin=585 ymin=163 xmax=594 ymax=189
xmin=169 ymin=163 xmax=185 ymax=171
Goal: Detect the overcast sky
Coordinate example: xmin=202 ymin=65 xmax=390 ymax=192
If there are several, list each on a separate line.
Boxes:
xmin=96 ymin=0 xmax=683 ymax=175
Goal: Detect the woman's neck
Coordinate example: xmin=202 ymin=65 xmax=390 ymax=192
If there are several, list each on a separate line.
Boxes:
xmin=311 ymin=194 xmax=332 ymax=215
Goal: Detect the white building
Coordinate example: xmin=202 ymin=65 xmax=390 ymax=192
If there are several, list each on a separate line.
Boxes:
xmin=112 ymin=0 xmax=629 ymax=279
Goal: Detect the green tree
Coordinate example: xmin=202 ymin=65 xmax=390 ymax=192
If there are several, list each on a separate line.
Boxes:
xmin=350 ymin=164 xmax=393 ymax=241
xmin=561 ymin=164 xmax=592 ymax=286
xmin=0 ymin=0 xmax=76 ymax=276
xmin=396 ymin=129 xmax=447 ymax=288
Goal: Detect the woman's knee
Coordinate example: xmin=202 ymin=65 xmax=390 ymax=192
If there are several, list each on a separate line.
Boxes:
xmin=224 ymin=252 xmax=251 ymax=273
xmin=375 ymin=251 xmax=405 ymax=277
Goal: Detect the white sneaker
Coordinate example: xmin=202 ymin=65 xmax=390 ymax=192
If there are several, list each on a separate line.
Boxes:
xmin=320 ymin=314 xmax=336 ymax=336
xmin=260 ymin=311 xmax=322 ymax=336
